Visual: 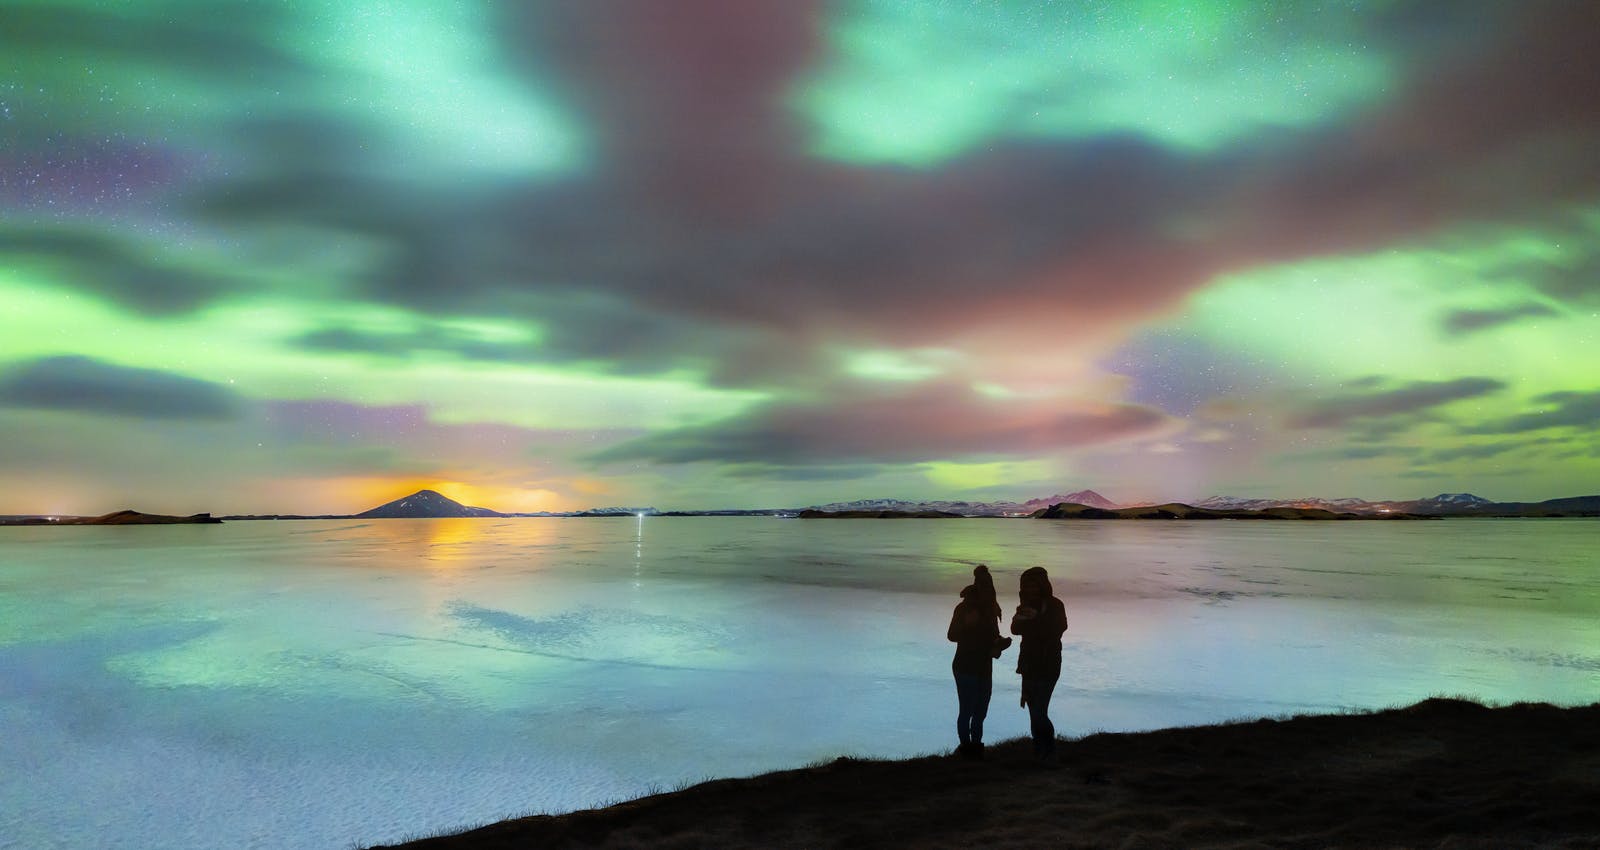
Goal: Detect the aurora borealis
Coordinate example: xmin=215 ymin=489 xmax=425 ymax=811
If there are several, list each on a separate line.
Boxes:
xmin=2 ymin=0 xmax=1597 ymax=515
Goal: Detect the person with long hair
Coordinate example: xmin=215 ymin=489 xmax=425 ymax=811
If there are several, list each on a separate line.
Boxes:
xmin=947 ymin=564 xmax=1010 ymax=759
xmin=1011 ymin=566 xmax=1068 ymax=764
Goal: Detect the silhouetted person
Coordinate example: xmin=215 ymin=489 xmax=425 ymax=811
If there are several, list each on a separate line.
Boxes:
xmin=1011 ymin=566 xmax=1068 ymax=763
xmin=947 ymin=564 xmax=1010 ymax=759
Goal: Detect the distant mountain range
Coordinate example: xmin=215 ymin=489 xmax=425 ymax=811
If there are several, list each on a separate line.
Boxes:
xmin=187 ymin=488 xmax=1600 ymax=522
xmin=1192 ymin=493 xmax=1600 ymax=516
xmin=806 ymin=489 xmax=1119 ymax=517
xmin=7 ymin=487 xmax=1597 ymax=525
xmin=223 ymin=488 xmax=1126 ymax=520
xmin=813 ymin=491 xmax=1600 ymax=517
xmin=1031 ymin=502 xmax=1433 ymax=521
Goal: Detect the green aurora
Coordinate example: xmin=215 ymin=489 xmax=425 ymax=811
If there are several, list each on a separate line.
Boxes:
xmin=1 ymin=0 xmax=1597 ymax=514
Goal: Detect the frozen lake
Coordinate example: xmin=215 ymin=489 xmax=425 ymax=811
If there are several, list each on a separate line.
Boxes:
xmin=2 ymin=517 xmax=1597 ymax=849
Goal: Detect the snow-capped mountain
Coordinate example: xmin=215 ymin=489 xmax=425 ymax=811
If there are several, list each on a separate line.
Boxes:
xmin=1023 ymin=490 xmax=1120 ymax=510
xmin=1414 ymin=493 xmax=1495 ymax=508
xmin=806 ymin=498 xmax=1021 ymax=515
xmin=1197 ymin=495 xmax=1380 ymax=512
xmin=807 ymin=489 xmax=1121 ymax=516
xmin=1196 ymin=493 xmax=1506 ymax=515
xmin=808 ymin=499 xmax=929 ymax=512
xmin=1395 ymin=493 xmax=1497 ymax=514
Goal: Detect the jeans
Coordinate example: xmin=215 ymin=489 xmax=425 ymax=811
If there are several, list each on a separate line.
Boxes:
xmin=953 ymin=672 xmax=992 ymax=745
xmin=1021 ymin=675 xmax=1059 ymax=757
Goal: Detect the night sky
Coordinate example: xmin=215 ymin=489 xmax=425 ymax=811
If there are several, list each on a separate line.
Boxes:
xmin=2 ymin=0 xmax=1597 ymax=515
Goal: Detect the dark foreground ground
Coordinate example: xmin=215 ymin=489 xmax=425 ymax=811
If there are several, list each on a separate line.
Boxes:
xmin=375 ymin=699 xmax=1600 ymax=849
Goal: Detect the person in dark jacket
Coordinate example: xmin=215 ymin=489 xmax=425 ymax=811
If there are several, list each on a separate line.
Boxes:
xmin=947 ymin=564 xmax=1010 ymax=759
xmin=1010 ymin=565 xmax=1068 ymax=762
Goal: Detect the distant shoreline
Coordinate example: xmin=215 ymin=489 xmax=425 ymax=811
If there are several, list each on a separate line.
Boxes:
xmin=1028 ymin=502 xmax=1439 ymax=520
xmin=6 ymin=488 xmax=1595 ymax=524
xmin=0 ymin=510 xmax=222 ymax=526
xmin=8 ymin=509 xmax=1600 ymax=526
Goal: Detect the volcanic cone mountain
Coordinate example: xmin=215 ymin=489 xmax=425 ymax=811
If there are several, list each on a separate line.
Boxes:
xmin=355 ymin=490 xmax=505 ymax=519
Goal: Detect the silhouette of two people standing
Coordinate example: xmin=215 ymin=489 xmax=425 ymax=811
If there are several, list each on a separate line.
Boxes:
xmin=947 ymin=564 xmax=1068 ymax=763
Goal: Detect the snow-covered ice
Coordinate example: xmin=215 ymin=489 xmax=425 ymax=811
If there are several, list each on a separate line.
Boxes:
xmin=3 ymin=517 xmax=1597 ymax=849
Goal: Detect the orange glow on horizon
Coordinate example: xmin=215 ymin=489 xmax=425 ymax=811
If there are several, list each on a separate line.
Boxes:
xmin=569 ymin=477 xmax=613 ymax=496
xmin=252 ymin=476 xmax=579 ymax=515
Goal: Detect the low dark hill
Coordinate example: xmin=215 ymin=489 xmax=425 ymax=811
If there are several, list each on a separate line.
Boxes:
xmin=1454 ymin=495 xmax=1600 ymax=517
xmin=3 ymin=510 xmax=223 ymax=525
xmin=1528 ymin=495 xmax=1600 ymax=515
xmin=1033 ymin=502 xmax=1432 ymax=520
xmin=798 ymin=509 xmax=965 ymax=518
xmin=375 ymin=699 xmax=1600 ymax=850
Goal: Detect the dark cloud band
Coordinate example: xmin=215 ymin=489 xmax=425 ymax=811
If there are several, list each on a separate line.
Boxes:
xmin=1285 ymin=377 xmax=1506 ymax=429
xmin=0 ymin=356 xmax=241 ymax=420
xmin=595 ymin=381 xmax=1171 ymax=466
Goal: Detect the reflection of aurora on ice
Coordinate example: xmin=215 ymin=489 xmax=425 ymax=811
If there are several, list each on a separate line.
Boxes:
xmin=3 ymin=517 xmax=1599 ymax=850
xmin=441 ymin=600 xmax=733 ymax=660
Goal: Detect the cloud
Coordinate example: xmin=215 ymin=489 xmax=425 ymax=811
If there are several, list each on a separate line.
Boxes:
xmin=203 ymin=3 xmax=1597 ymax=374
xmin=293 ymin=326 xmax=537 ymax=364
xmin=1528 ymin=252 xmax=1600 ymax=304
xmin=0 ymin=395 xmax=652 ymax=513
xmin=1 ymin=2 xmax=307 ymax=83
xmin=0 ymin=227 xmax=233 ymax=316
xmin=1230 ymin=2 xmax=1600 ymax=261
xmin=1398 ymin=469 xmax=1448 ymax=479
xmin=290 ymin=292 xmax=816 ymax=384
xmin=1441 ymin=303 xmax=1559 ymax=335
xmin=717 ymin=463 xmax=884 ymax=482
xmin=503 ymin=0 xmax=825 ymax=217
xmin=0 ymin=142 xmax=188 ymax=212
xmin=1284 ymin=377 xmax=1506 ymax=429
xmin=1329 ymin=445 xmax=1406 ymax=460
xmin=214 ymin=125 xmax=1226 ymax=359
xmin=258 ymin=399 xmax=626 ymax=466
xmin=593 ymin=380 xmax=1172 ymax=466
xmin=34 ymin=0 xmax=1572 ymax=396
xmin=0 ymin=2 xmax=313 ymax=160
xmin=0 ymin=356 xmax=241 ymax=419
xmin=6 ymin=0 xmax=1600 ymax=504
xmin=1426 ymin=436 xmax=1566 ymax=463
xmin=1466 ymin=390 xmax=1600 ymax=434
xmin=1292 ymin=437 xmax=1565 ymax=466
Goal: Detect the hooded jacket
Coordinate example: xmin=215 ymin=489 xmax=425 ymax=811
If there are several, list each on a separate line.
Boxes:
xmin=1010 ymin=566 xmax=1068 ymax=679
xmin=948 ymin=566 xmax=1001 ymax=678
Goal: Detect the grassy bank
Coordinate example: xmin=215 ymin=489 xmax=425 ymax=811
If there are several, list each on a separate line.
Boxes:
xmin=373 ymin=698 xmax=1600 ymax=849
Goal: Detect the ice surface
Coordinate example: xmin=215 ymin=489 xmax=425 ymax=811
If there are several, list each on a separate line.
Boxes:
xmin=2 ymin=517 xmax=1598 ymax=849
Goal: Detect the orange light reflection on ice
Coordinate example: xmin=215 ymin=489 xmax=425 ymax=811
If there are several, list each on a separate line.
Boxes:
xmin=365 ymin=516 xmax=484 ymax=566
